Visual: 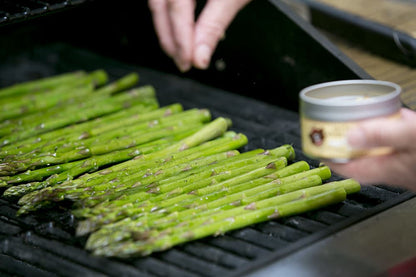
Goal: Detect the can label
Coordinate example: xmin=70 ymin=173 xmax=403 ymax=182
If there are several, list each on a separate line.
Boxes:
xmin=300 ymin=115 xmax=398 ymax=162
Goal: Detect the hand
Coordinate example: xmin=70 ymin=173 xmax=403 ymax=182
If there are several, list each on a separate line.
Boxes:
xmin=325 ymin=108 xmax=416 ymax=190
xmin=148 ymin=0 xmax=251 ymax=72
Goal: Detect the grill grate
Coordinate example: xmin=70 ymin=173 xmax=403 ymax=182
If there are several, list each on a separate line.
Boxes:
xmin=0 ymin=0 xmax=91 ymax=26
xmin=0 ymin=43 xmax=414 ymax=276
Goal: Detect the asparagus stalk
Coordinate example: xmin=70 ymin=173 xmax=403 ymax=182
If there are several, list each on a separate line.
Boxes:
xmin=1 ymin=127 xmax=194 ymax=187
xmin=2 ymin=136 xmax=182 ymax=198
xmin=16 ymin=136 xmax=244 ymax=215
xmin=53 ymin=108 xmax=211 ymax=154
xmin=66 ymin=148 xmax=291 ymax=222
xmin=179 ymin=162 xmax=315 ymax=209
xmin=75 ymin=157 xmax=287 ymax=235
xmin=0 ymin=72 xmax=139 ymax=130
xmin=0 ymin=119 xmax=205 ymax=176
xmin=95 ymin=144 xmax=293 ymax=193
xmin=0 ymin=84 xmax=94 ymax=121
xmin=77 ymin=117 xmax=233 ymax=177
xmin=0 ymin=102 xmax=173 ymax=158
xmin=92 ymin=186 xmax=350 ymax=257
xmin=84 ymin=164 xmax=317 ymax=248
xmin=16 ymin=119 xmax=239 ymax=214
xmin=23 ymin=131 xmax=244 ymax=197
xmin=0 ymin=73 xmax=142 ymax=135
xmin=0 ymin=70 xmax=109 ymax=121
xmin=166 ymin=164 xmax=330 ymax=213
xmin=79 ymin=150 xmax=287 ymax=210
xmin=2 ymin=108 xmax=210 ymax=163
xmin=66 ymin=133 xmax=252 ymax=203
xmin=0 ymin=86 xmax=156 ymax=146
xmin=27 ymin=146 xmax=266 ymax=221
xmin=0 ymin=70 xmax=86 ymax=99
xmin=83 ymin=164 xmax=329 ymax=239
xmin=75 ymin=144 xmax=293 ymax=208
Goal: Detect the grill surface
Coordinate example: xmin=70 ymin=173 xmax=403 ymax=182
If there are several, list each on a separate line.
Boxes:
xmin=0 ymin=0 xmax=91 ymax=26
xmin=0 ymin=44 xmax=414 ymax=277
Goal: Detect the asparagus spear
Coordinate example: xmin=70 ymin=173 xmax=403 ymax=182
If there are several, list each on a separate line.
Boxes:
xmin=75 ymin=157 xmax=288 ymax=235
xmin=68 ymin=135 xmax=252 ymax=207
xmin=78 ymin=151 xmax=287 ymax=210
xmin=0 ymin=72 xmax=142 ymax=136
xmin=0 ymin=72 xmax=139 ymax=129
xmin=82 ymin=165 xmax=330 ymax=239
xmin=77 ymin=117 xmax=233 ymax=177
xmin=76 ymin=158 xmax=323 ymax=222
xmin=0 ymin=70 xmax=109 ymax=121
xmin=172 ymin=165 xmax=331 ymax=212
xmin=15 ymin=136 xmax=245 ymax=215
xmin=92 ymin=186 xmax=351 ymax=257
xmin=17 ymin=131 xmax=246 ymax=203
xmin=0 ymin=102 xmax=173 ymax=158
xmin=46 ymin=143 xmax=262 ymax=210
xmin=84 ymin=164 xmax=317 ymax=248
xmin=1 ymin=125 xmax=196 ymax=187
xmin=16 ymin=118 xmax=238 ymax=214
xmin=2 ymin=108 xmax=210 ymax=163
xmin=0 ymin=84 xmax=93 ymax=122
xmin=0 ymin=86 xmax=156 ymax=146
xmin=53 ymin=108 xmax=211 ymax=154
xmin=0 ymin=70 xmax=86 ymax=99
xmin=0 ymin=120 xmax=206 ymax=175
xmin=72 ymin=144 xmax=293 ymax=209
xmin=91 ymin=144 xmax=292 ymax=193
xmin=2 ymin=135 xmax=184 ymax=197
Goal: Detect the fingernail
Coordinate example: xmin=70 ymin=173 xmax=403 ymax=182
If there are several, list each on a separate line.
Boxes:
xmin=174 ymin=58 xmax=191 ymax=73
xmin=194 ymin=44 xmax=211 ymax=69
xmin=347 ymin=127 xmax=366 ymax=148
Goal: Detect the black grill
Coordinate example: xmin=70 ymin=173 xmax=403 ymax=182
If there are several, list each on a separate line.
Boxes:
xmin=0 ymin=0 xmax=91 ymax=25
xmin=0 ymin=44 xmax=414 ymax=277
xmin=1 ymin=0 xmax=415 ymax=275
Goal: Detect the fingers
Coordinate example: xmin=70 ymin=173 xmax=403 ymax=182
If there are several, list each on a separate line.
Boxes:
xmin=326 ymin=156 xmax=393 ymax=185
xmin=167 ymin=0 xmax=195 ymax=72
xmin=149 ymin=0 xmax=251 ymax=71
xmin=326 ymin=108 xmax=416 ymax=190
xmin=148 ymin=0 xmax=176 ymax=57
xmin=149 ymin=0 xmax=195 ymax=72
xmin=326 ymin=150 xmax=416 ymax=190
xmin=347 ymin=108 xmax=416 ymax=149
xmin=193 ymin=0 xmax=252 ymax=69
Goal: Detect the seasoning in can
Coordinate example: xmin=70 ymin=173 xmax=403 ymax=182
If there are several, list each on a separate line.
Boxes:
xmin=299 ymin=80 xmax=402 ymax=162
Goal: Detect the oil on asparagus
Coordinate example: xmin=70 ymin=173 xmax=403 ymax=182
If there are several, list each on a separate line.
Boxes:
xmin=0 ymin=70 xmax=361 ymax=258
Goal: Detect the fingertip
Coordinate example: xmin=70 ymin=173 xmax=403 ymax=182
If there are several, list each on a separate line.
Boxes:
xmin=175 ymin=59 xmax=192 ymax=72
xmin=173 ymin=47 xmax=192 ymax=72
xmin=193 ymin=44 xmax=212 ymax=69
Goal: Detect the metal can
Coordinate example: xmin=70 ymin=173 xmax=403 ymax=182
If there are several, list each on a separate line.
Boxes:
xmin=299 ymin=80 xmax=402 ymax=162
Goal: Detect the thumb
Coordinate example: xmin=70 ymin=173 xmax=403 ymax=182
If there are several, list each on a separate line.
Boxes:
xmin=193 ymin=0 xmax=251 ymax=69
xmin=347 ymin=108 xmax=416 ymax=149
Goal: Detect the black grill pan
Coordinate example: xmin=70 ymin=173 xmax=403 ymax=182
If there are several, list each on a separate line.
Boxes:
xmin=0 ymin=44 xmax=414 ymax=277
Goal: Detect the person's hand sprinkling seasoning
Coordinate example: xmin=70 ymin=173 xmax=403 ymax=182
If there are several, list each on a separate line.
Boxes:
xmin=148 ymin=0 xmax=251 ymax=72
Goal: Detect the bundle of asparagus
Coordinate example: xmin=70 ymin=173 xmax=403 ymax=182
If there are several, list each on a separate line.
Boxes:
xmin=0 ymin=70 xmax=361 ymax=258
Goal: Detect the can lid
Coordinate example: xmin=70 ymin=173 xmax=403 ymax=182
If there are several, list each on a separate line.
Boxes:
xmin=299 ymin=80 xmax=402 ymax=121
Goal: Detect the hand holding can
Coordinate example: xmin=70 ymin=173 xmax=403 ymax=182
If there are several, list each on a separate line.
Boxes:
xmin=300 ymin=80 xmax=402 ymax=162
xmin=299 ymin=80 xmax=416 ymax=190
